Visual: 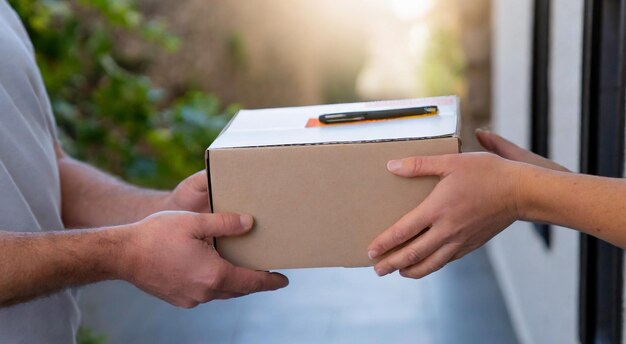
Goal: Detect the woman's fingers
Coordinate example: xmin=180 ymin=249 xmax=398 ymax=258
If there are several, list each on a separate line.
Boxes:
xmin=373 ymin=226 xmax=447 ymax=276
xmin=368 ymin=201 xmax=436 ymax=260
xmin=475 ymin=129 xmax=569 ymax=172
xmin=398 ymin=243 xmax=459 ymax=279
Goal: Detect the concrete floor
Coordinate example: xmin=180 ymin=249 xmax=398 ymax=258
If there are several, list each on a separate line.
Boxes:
xmin=78 ymin=248 xmax=517 ymax=344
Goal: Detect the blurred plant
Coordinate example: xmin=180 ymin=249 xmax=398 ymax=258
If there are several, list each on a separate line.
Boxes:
xmin=225 ymin=31 xmax=248 ymax=71
xmin=419 ymin=24 xmax=466 ymax=97
xmin=76 ymin=327 xmax=107 ymax=344
xmin=9 ymin=0 xmax=238 ymax=189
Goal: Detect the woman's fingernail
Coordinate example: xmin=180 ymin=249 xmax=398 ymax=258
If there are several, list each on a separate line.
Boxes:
xmin=387 ymin=160 xmax=403 ymax=172
xmin=368 ymin=250 xmax=379 ymax=260
xmin=374 ymin=266 xmax=391 ymax=277
xmin=475 ymin=127 xmax=490 ymax=134
xmin=240 ymin=214 xmax=254 ymax=230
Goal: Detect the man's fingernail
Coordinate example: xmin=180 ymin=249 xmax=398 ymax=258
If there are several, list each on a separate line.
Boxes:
xmin=476 ymin=128 xmax=491 ymax=134
xmin=368 ymin=250 xmax=379 ymax=260
xmin=387 ymin=160 xmax=403 ymax=172
xmin=240 ymin=215 xmax=254 ymax=230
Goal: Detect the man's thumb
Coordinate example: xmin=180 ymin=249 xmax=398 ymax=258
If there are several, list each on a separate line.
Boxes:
xmin=194 ymin=213 xmax=254 ymax=238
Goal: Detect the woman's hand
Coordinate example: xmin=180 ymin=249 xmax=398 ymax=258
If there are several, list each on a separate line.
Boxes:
xmin=367 ymin=152 xmax=526 ymax=279
xmin=367 ymin=130 xmax=569 ymax=279
xmin=476 ymin=129 xmax=569 ymax=172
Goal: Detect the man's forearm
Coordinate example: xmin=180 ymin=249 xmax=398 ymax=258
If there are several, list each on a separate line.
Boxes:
xmin=59 ymin=155 xmax=167 ymax=227
xmin=0 ymin=227 xmax=130 ymax=307
xmin=521 ymin=166 xmax=626 ymax=248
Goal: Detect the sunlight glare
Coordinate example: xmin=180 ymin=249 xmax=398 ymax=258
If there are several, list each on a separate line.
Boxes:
xmin=391 ymin=0 xmax=435 ymax=20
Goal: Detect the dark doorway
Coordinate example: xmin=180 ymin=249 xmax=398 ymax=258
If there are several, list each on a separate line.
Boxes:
xmin=579 ymin=0 xmax=626 ymax=342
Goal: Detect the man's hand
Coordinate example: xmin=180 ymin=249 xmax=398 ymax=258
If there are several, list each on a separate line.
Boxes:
xmin=120 ymin=211 xmax=288 ymax=308
xmin=0 ymin=210 xmax=288 ymax=308
xmin=367 ymin=153 xmax=524 ymax=279
xmin=161 ymin=171 xmax=211 ymax=213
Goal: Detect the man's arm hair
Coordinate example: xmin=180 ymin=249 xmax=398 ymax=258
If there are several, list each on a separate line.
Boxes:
xmin=0 ymin=227 xmax=129 ymax=307
xmin=0 ymin=212 xmax=289 ymax=309
xmin=56 ymin=142 xmax=168 ymax=228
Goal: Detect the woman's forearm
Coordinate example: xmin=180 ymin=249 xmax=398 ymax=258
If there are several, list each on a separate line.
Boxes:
xmin=521 ymin=165 xmax=626 ymax=247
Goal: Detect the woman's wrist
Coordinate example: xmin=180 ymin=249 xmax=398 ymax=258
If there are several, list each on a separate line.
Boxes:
xmin=514 ymin=163 xmax=565 ymax=224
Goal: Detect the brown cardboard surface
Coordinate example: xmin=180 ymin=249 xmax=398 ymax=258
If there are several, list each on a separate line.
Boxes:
xmin=209 ymin=137 xmax=460 ymax=270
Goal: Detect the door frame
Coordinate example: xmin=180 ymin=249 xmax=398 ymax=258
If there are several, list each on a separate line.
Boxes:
xmin=579 ymin=0 xmax=626 ymax=342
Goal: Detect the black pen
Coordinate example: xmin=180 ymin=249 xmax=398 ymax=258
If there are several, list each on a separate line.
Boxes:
xmin=318 ymin=105 xmax=439 ymax=124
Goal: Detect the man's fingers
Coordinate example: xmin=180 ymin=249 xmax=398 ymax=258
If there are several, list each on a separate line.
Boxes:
xmin=218 ymin=265 xmax=289 ymax=294
xmin=398 ymin=243 xmax=458 ymax=279
xmin=185 ymin=170 xmax=208 ymax=192
xmin=198 ymin=291 xmax=244 ymax=303
xmin=368 ymin=203 xmax=435 ymax=259
xmin=386 ymin=155 xmax=452 ymax=178
xmin=193 ymin=212 xmax=254 ymax=238
xmin=211 ymin=291 xmax=245 ymax=300
xmin=373 ymin=227 xmax=445 ymax=276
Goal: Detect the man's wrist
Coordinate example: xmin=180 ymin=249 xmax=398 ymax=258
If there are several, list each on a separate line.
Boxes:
xmin=97 ymin=224 xmax=138 ymax=282
xmin=0 ymin=225 xmax=141 ymax=307
xmin=109 ymin=187 xmax=170 ymax=224
xmin=71 ymin=225 xmax=138 ymax=283
xmin=130 ymin=189 xmax=170 ymax=221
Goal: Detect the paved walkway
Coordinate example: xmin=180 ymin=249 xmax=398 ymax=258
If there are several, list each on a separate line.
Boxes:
xmin=79 ymin=248 xmax=517 ymax=344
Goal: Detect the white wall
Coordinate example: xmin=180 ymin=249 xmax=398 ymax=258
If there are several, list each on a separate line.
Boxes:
xmin=489 ymin=0 xmax=583 ymax=343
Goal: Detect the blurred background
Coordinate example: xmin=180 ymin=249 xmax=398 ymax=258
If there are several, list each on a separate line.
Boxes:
xmin=10 ymin=0 xmax=509 ymax=343
xmin=12 ymin=0 xmax=620 ymax=342
xmin=12 ymin=0 xmax=490 ymax=190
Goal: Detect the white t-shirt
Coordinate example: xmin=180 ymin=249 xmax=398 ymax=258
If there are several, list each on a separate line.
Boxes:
xmin=0 ymin=1 xmax=80 ymax=343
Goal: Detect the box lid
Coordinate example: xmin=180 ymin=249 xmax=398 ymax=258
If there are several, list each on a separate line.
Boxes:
xmin=210 ymin=96 xmax=459 ymax=149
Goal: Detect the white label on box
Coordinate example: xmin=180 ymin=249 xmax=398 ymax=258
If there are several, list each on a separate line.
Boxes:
xmin=210 ymin=96 xmax=459 ymax=149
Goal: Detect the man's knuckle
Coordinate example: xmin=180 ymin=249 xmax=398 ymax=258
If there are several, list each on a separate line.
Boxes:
xmin=188 ymin=213 xmax=203 ymax=227
xmin=201 ymin=291 xmax=216 ymax=303
xmin=217 ymin=214 xmax=239 ymax=230
xmin=212 ymin=214 xmax=227 ymax=230
xmin=226 ymin=214 xmax=239 ymax=229
xmin=245 ymin=279 xmax=265 ymax=293
xmin=179 ymin=300 xmax=198 ymax=309
xmin=207 ymin=273 xmax=226 ymax=290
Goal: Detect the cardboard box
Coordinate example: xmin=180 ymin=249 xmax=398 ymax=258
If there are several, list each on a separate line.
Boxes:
xmin=206 ymin=96 xmax=461 ymax=270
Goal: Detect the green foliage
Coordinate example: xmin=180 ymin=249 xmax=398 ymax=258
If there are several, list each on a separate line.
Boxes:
xmin=76 ymin=327 xmax=107 ymax=344
xmin=226 ymin=31 xmax=248 ymax=71
xmin=419 ymin=25 xmax=465 ymax=97
xmin=9 ymin=0 xmax=237 ymax=189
